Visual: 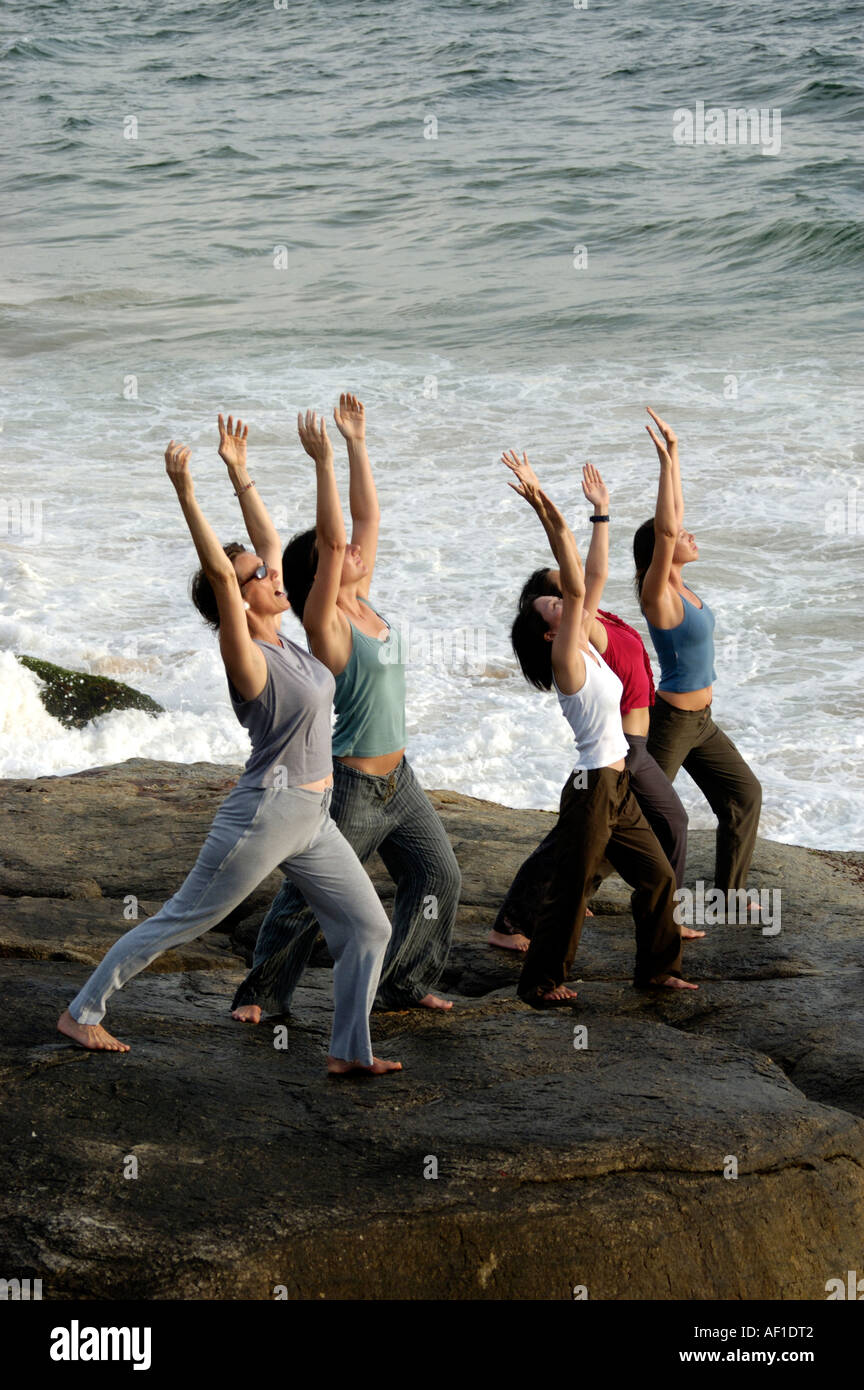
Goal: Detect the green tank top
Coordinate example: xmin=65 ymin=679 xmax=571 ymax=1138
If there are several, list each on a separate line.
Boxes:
xmin=331 ymin=597 xmax=407 ymax=757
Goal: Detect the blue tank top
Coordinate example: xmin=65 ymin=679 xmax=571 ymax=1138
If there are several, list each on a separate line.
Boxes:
xmin=644 ymin=592 xmax=717 ymax=693
xmin=331 ymin=598 xmax=407 ymax=757
xmin=228 ymin=636 xmax=335 ymax=788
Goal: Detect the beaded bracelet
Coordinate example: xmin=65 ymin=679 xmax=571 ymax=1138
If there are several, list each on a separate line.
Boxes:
xmin=234 ymin=479 xmax=256 ymax=498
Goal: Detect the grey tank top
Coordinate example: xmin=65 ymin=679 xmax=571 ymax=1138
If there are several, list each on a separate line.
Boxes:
xmin=228 ymin=636 xmax=335 ymax=789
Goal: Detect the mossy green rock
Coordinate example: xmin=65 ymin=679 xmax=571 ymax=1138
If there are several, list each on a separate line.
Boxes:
xmin=16 ymin=654 xmax=163 ymax=728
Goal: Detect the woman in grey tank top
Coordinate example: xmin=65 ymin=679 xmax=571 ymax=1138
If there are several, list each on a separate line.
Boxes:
xmin=57 ymin=413 xmax=401 ymax=1078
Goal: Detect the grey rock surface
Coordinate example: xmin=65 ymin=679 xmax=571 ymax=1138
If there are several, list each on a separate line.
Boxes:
xmin=1 ymin=759 xmax=862 ymax=1299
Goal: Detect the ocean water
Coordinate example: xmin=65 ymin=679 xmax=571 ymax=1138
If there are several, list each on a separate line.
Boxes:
xmin=1 ymin=0 xmax=862 ymax=847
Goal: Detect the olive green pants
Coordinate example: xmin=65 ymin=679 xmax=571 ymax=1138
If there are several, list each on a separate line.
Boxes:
xmin=647 ymin=697 xmax=761 ymax=892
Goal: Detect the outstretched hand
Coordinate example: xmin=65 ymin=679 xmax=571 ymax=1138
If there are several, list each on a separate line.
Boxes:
xmin=502 ymin=449 xmax=544 ymax=506
xmin=298 ymin=409 xmax=334 ymax=466
xmin=502 ymin=451 xmax=566 ymax=532
xmin=581 ymin=462 xmax=609 ymax=510
xmin=165 ymin=440 xmax=192 ymax=491
xmin=645 ymin=407 xmax=678 ymax=466
xmin=333 ymin=392 xmax=365 ymax=442
xmin=217 ymin=414 xmax=249 ymax=471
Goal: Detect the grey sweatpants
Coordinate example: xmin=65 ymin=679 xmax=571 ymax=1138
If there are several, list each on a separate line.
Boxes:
xmin=68 ymin=782 xmax=391 ymax=1066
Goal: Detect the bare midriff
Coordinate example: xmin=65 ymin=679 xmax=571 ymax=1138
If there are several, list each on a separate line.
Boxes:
xmin=657 ymin=686 xmax=713 ymax=712
xmin=336 ymin=749 xmax=405 ymax=777
xmin=299 ymin=774 xmax=335 ymax=792
xmin=622 ymin=707 xmax=650 ymax=737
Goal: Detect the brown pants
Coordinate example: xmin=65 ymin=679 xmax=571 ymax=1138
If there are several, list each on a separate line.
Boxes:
xmin=647 ymin=698 xmax=761 ymax=893
xmin=517 ymin=767 xmax=683 ymax=1005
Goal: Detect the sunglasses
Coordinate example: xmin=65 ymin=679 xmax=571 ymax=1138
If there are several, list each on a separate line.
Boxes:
xmin=239 ymin=563 xmax=268 ymax=588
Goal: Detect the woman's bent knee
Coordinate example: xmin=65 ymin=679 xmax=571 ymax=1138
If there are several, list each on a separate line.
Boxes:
xmin=366 ymin=912 xmax=392 ymax=951
xmin=436 ymin=847 xmax=462 ymax=896
xmin=668 ymin=802 xmax=688 ymax=837
xmin=731 ymin=773 xmax=762 ymax=818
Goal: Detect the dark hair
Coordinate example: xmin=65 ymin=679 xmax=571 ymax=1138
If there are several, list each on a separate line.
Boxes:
xmin=511 ymin=566 xmax=562 ymax=691
xmin=519 ymin=566 xmax=561 ymax=607
xmin=282 ymin=526 xmax=318 ymax=622
xmin=191 ymin=542 xmax=247 ymax=631
xmin=632 ymin=519 xmax=655 ymax=601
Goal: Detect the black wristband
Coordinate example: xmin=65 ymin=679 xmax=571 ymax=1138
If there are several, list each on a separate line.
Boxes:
xmin=589 ymin=514 xmax=609 ymax=523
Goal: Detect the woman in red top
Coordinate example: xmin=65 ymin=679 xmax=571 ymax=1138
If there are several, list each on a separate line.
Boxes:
xmin=490 ymin=462 xmax=697 ymax=953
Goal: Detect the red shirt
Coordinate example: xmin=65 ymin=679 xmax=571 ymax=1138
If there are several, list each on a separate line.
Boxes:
xmin=596 ymin=609 xmax=655 ymax=714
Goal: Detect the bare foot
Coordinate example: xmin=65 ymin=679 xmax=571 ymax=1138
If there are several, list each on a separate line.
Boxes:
xmin=650 ymin=975 xmax=699 ymax=991
xmin=541 ymin=984 xmax=578 ymax=1004
xmin=57 ymin=1008 xmax=130 ymax=1052
xmin=681 ymin=927 xmax=706 ymax=940
xmin=327 ymin=1055 xmax=403 ymax=1077
xmin=418 ymin=994 xmax=453 ymax=1011
xmin=488 ymin=928 xmax=530 ymax=952
xmin=231 ymin=1004 xmax=262 ymax=1023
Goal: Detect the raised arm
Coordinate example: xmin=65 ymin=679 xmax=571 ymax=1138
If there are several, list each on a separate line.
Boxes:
xmin=502 ymin=449 xmax=587 ymax=696
xmin=217 ymin=413 xmax=282 ymax=575
xmin=639 ymin=422 xmax=680 ymax=624
xmin=334 ymin=392 xmax=379 ymax=599
xmin=165 ymin=441 xmax=266 ymax=702
xmin=297 ymin=411 xmax=352 ymax=674
xmin=577 ymin=461 xmax=611 ymax=653
xmin=646 ymin=407 xmax=683 ymax=527
xmin=581 ymin=462 xmax=609 ymax=618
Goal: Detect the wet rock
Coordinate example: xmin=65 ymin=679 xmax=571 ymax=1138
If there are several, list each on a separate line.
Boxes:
xmin=16 ymin=655 xmax=163 ymax=728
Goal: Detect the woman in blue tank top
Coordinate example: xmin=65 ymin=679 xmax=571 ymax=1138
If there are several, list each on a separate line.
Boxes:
xmin=58 ymin=413 xmax=400 ymax=1078
xmin=231 ymin=395 xmax=461 ymax=1022
xmin=634 ymin=407 xmax=762 ymax=911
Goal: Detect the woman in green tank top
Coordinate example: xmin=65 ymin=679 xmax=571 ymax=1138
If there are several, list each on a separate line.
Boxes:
xmin=231 ymin=394 xmax=462 ymax=1021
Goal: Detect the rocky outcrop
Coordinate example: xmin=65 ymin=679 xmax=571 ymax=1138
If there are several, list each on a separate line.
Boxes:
xmin=15 ymin=655 xmax=163 ymax=727
xmin=1 ymin=759 xmax=863 ymax=1300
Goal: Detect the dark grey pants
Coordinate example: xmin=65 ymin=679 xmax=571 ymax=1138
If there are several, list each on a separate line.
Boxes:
xmin=232 ymin=756 xmax=461 ymax=1013
xmin=493 ymin=733 xmax=688 ymax=938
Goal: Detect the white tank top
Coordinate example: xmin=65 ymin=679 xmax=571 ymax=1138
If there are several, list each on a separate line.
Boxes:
xmin=553 ymin=642 xmax=629 ymax=772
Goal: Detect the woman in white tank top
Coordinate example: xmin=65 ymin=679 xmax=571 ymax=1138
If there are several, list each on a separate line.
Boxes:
xmin=502 ymin=448 xmax=697 ymax=1007
xmin=553 ymin=640 xmax=628 ymax=771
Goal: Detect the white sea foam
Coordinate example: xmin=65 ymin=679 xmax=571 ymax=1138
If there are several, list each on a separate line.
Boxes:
xmin=1 ymin=353 xmax=862 ymax=848
xmin=0 ymin=651 xmax=249 ymax=781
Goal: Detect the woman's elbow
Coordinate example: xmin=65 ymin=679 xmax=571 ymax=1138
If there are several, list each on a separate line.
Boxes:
xmin=318 ymin=535 xmax=346 ymax=554
xmin=208 ymin=566 xmax=238 ymax=590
